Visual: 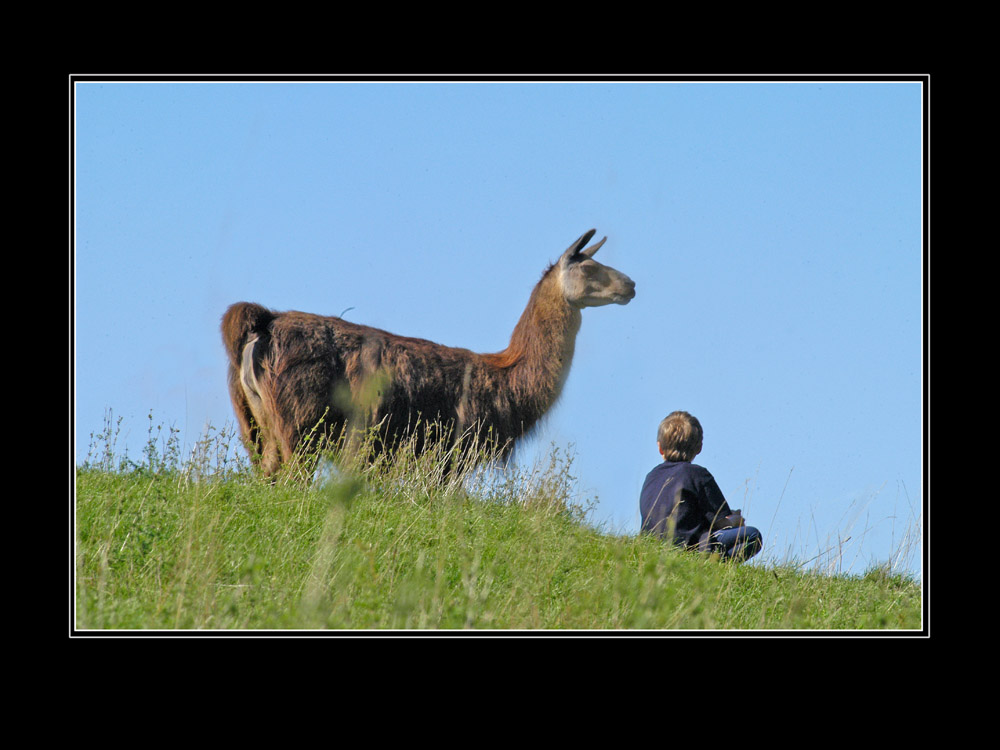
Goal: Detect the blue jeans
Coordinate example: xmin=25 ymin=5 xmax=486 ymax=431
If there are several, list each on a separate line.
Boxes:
xmin=703 ymin=526 xmax=763 ymax=560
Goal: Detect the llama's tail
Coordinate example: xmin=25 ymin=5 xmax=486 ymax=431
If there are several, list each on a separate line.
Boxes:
xmin=221 ymin=302 xmax=275 ymax=367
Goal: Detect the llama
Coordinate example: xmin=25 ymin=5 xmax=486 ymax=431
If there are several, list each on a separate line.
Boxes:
xmin=221 ymin=229 xmax=635 ymax=476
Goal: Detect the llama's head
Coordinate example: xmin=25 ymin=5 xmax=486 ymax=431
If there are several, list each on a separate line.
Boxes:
xmin=557 ymin=229 xmax=636 ymax=309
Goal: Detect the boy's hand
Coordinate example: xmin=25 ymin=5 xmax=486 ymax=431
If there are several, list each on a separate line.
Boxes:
xmin=724 ymin=511 xmax=745 ymax=528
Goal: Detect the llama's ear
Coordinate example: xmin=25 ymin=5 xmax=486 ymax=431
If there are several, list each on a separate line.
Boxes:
xmin=560 ymin=229 xmax=597 ymax=263
xmin=579 ymin=235 xmax=607 ymax=258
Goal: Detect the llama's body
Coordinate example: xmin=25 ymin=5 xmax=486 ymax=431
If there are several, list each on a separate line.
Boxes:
xmin=222 ymin=229 xmax=635 ymax=476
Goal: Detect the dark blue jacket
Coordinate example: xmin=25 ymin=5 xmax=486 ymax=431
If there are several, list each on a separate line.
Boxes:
xmin=639 ymin=461 xmax=733 ymax=548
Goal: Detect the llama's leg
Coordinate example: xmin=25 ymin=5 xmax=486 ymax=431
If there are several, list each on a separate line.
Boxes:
xmin=259 ymin=409 xmax=300 ymax=477
xmin=228 ymin=364 xmax=262 ymax=460
xmin=260 ymin=438 xmax=283 ymax=477
xmin=250 ymin=403 xmax=291 ymax=477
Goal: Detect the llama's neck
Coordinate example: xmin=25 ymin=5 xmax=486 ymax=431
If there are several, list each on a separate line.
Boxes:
xmin=483 ymin=269 xmax=582 ymax=413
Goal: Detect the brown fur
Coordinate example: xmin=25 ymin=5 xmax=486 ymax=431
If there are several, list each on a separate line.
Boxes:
xmin=221 ymin=230 xmax=635 ymax=476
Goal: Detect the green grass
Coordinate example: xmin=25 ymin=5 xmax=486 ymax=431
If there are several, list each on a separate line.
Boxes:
xmin=74 ymin=412 xmax=923 ymax=631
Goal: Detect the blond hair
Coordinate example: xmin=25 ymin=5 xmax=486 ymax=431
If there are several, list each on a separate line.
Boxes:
xmin=657 ymin=411 xmax=703 ymax=462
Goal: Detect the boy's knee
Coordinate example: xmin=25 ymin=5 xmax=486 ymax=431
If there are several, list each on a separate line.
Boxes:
xmin=743 ymin=526 xmax=763 ymax=557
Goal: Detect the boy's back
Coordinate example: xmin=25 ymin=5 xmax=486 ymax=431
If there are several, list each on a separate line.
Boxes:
xmin=639 ymin=460 xmax=733 ymax=548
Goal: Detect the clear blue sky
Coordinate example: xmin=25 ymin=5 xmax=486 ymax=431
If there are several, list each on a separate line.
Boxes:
xmin=73 ymin=78 xmax=924 ymax=580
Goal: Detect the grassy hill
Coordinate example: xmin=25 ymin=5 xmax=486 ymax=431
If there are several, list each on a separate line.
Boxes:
xmin=73 ymin=415 xmax=922 ymax=632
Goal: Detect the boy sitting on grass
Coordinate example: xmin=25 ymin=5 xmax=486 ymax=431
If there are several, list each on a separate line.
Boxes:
xmin=640 ymin=411 xmax=763 ymax=561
